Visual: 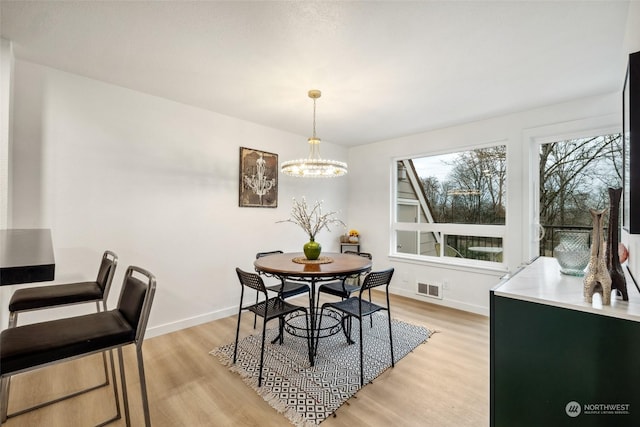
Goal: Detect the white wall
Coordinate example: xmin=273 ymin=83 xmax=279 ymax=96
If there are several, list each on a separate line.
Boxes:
xmin=8 ymin=60 xmax=349 ymax=336
xmin=0 ymin=38 xmax=14 ymax=328
xmin=0 ymin=38 xmax=12 ymax=228
xmin=347 ymin=92 xmax=619 ymax=315
xmin=621 ymin=0 xmax=640 ymax=283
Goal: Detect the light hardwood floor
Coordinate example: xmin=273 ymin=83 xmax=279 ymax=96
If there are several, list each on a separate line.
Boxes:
xmin=4 ymin=293 xmax=489 ymax=426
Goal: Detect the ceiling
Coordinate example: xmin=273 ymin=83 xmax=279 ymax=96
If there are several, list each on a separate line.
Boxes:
xmin=0 ymin=1 xmax=631 ymax=146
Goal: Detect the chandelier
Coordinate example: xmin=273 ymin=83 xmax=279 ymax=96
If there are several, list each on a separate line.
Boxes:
xmin=281 ymin=90 xmax=348 ymax=178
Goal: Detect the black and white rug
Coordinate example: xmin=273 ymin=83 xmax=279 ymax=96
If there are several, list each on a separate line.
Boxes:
xmin=211 ymin=312 xmax=431 ymax=426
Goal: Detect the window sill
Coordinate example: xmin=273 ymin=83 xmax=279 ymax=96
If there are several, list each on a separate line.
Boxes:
xmin=388 ymin=253 xmax=509 ymax=276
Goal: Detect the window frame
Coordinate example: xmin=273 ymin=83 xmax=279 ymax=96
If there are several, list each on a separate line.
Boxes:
xmin=531 ymin=126 xmax=623 ymax=260
xmin=390 ymin=143 xmax=508 ymax=270
xmin=524 ymin=118 xmax=621 ymax=262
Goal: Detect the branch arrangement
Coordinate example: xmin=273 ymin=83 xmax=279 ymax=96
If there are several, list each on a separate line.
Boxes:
xmin=278 ymin=197 xmax=345 ymax=240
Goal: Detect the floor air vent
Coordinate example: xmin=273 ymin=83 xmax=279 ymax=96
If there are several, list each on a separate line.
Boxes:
xmin=417 ymin=282 xmax=442 ymax=299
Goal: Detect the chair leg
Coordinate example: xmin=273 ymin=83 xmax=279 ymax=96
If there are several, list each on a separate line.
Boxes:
xmin=368 ymin=289 xmax=373 ymax=328
xmin=315 ymin=289 xmax=321 ymax=319
xmin=1 ymin=375 xmax=9 ymax=423
xmin=117 ymin=347 xmax=131 ymax=427
xmin=278 ymin=316 xmax=284 ymax=345
xmin=107 ymin=349 xmax=122 ymax=424
xmin=303 ymin=310 xmax=312 ymax=366
xmin=4 ymin=311 xmax=17 ymax=420
xmin=94 ymin=349 xmax=122 ymax=427
xmin=4 ymin=311 xmax=17 ymax=417
xmin=96 ymin=302 xmax=111 ymax=387
xmin=387 ymin=309 xmax=395 ymax=367
xmin=253 ymin=291 xmax=258 ymax=329
xmin=359 ymin=317 xmax=364 ymax=387
xmin=136 ymin=347 xmax=152 ymax=427
xmin=99 ymin=352 xmax=110 ymax=386
xmin=341 ymin=315 xmax=354 ymax=344
xmin=258 ymin=318 xmax=268 ymax=387
xmin=233 ymin=307 xmax=243 ymax=364
xmin=269 ymin=317 xmax=283 ymax=345
xmin=8 ymin=312 xmax=17 ymax=328
xmin=315 ymin=306 xmax=325 ymax=358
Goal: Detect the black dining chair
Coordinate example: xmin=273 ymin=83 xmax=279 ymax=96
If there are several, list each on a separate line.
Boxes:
xmin=234 ymin=267 xmax=311 ymax=387
xmin=1 ymin=265 xmax=156 ymax=427
xmin=254 ymin=250 xmax=310 ymax=329
xmin=316 ymin=268 xmax=395 ymax=387
xmin=316 ymin=251 xmax=373 ymax=326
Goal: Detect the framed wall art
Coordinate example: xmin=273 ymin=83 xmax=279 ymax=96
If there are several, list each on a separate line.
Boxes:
xmin=239 ymin=147 xmax=278 ymax=208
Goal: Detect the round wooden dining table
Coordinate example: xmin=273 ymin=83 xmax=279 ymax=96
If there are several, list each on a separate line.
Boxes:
xmin=254 ymin=252 xmax=372 ymax=364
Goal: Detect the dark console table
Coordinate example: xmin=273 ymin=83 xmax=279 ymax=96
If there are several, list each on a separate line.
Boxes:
xmin=0 ymin=229 xmax=55 ymax=285
xmin=490 ymin=256 xmax=640 ymax=427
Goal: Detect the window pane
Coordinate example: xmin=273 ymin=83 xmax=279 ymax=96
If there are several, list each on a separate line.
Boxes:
xmin=445 ymin=235 xmax=503 ymax=262
xmin=394 ymin=144 xmax=506 ymax=264
xmin=398 ymin=146 xmax=506 ymax=225
xmin=539 ymin=133 xmax=622 ymax=256
xmin=395 ymin=230 xmax=438 ymax=255
xmin=396 ymin=230 xmax=418 ymax=254
xmin=426 ymin=235 xmax=504 ymax=261
xmin=397 ymin=203 xmax=418 ymax=223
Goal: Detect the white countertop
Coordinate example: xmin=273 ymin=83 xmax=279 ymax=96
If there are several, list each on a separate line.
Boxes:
xmin=493 ymin=256 xmax=640 ymax=322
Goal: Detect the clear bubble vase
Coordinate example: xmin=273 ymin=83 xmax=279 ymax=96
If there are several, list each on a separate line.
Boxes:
xmin=554 ymin=230 xmax=590 ymax=276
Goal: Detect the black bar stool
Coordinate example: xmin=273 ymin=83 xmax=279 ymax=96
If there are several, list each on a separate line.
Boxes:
xmin=1 ymin=265 xmax=156 ymax=426
xmin=8 ymin=250 xmax=118 ymax=328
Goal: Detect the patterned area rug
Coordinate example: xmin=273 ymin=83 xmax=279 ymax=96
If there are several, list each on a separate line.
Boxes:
xmin=211 ymin=312 xmax=431 ymax=426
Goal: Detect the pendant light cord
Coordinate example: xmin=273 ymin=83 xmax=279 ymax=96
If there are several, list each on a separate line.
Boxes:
xmin=312 ymin=97 xmax=317 ymax=139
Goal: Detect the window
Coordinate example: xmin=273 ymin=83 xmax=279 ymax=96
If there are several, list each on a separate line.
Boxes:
xmin=393 ymin=145 xmax=507 ymax=265
xmin=539 ymin=133 xmax=622 ymax=256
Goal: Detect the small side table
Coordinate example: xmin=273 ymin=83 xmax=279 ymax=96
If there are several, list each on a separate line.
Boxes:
xmin=340 ymin=242 xmax=360 ymax=253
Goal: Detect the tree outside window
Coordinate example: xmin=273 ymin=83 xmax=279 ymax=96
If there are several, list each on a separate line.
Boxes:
xmin=539 ymin=133 xmax=622 ymax=255
xmin=395 ymin=144 xmax=506 ymax=263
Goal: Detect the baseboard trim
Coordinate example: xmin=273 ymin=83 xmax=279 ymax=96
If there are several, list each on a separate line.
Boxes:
xmin=390 ymin=286 xmax=489 ymax=317
xmin=145 ymin=306 xmax=237 ymax=339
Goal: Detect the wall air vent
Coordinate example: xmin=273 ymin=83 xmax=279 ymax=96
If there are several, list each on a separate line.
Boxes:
xmin=417 ymin=282 xmax=443 ymax=299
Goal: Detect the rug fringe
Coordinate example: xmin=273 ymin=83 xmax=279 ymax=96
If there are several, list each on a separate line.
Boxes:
xmin=211 ymin=348 xmax=317 ymax=427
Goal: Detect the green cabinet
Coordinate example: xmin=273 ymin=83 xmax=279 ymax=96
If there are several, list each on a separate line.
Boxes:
xmin=491 ymin=257 xmax=640 ymax=427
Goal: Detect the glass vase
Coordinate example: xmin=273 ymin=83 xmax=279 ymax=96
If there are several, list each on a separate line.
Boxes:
xmin=554 ymin=230 xmax=590 ymax=276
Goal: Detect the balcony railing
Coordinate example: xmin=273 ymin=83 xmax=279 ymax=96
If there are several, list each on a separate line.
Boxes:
xmin=444 ymin=235 xmax=503 ymax=261
xmin=440 ymin=225 xmax=603 ymax=261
